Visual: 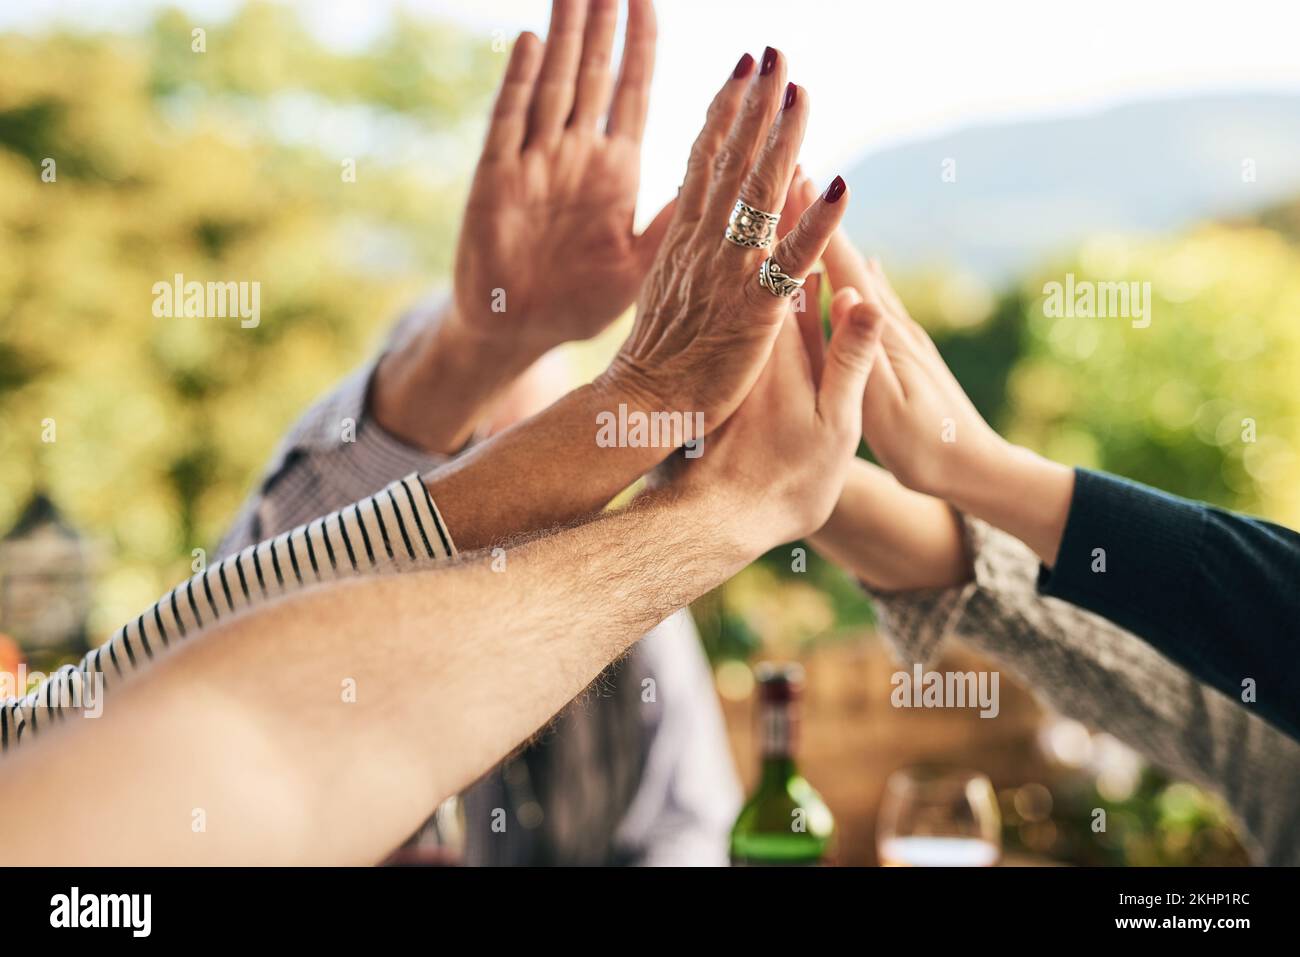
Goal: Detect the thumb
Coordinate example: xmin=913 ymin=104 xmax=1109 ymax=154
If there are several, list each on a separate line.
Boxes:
xmin=793 ymin=272 xmax=825 ymax=386
xmin=634 ymin=196 xmax=679 ymax=268
xmin=818 ymin=293 xmax=885 ymax=430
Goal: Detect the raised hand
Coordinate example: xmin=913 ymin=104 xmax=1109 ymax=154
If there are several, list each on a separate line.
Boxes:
xmin=805 ymin=195 xmax=1073 ymax=561
xmin=371 ymin=0 xmax=668 ymax=454
xmin=453 ymin=0 xmax=672 ymax=352
xmin=677 ymin=278 xmax=884 ymax=545
xmin=792 ymin=177 xmax=1003 ymax=500
xmin=601 ymin=45 xmax=849 ymax=437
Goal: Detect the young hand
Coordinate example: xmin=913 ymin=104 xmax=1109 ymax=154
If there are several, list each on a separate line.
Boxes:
xmin=802 ymin=184 xmax=1073 ymax=563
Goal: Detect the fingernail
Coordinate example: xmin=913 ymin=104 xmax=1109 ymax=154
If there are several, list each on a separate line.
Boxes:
xmin=783 ymin=82 xmax=797 ymax=110
xmin=823 ymin=175 xmax=846 ymax=204
xmin=760 ymin=46 xmax=777 ymax=75
xmin=733 ymin=53 xmax=754 ymax=79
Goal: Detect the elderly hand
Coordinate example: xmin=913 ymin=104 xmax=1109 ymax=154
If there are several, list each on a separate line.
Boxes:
xmin=599 ymin=45 xmax=850 ymax=441
xmin=676 ymin=276 xmax=884 ymax=546
xmin=799 ymin=185 xmax=1005 ymax=501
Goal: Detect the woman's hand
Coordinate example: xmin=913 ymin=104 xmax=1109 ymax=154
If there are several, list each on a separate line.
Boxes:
xmin=803 ymin=186 xmax=1074 ymax=561
xmin=599 ymin=46 xmax=849 ymax=435
xmin=451 ymin=0 xmax=672 ymax=355
xmin=791 ymin=172 xmax=1003 ymax=500
xmin=677 ymin=277 xmax=884 ymax=545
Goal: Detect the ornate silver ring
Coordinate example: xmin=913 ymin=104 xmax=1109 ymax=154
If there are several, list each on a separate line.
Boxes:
xmin=724 ymin=198 xmax=780 ymax=249
xmin=758 ymin=256 xmax=805 ymax=297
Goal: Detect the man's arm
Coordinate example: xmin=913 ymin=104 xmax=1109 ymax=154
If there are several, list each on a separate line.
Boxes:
xmin=0 ymin=178 xmax=887 ymax=865
xmin=0 ymin=372 xmax=692 ymax=750
xmin=1 ymin=474 xmax=452 ymax=747
xmin=0 ymin=485 xmax=760 ymax=866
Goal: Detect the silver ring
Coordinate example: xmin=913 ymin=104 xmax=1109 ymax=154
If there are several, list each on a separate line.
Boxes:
xmin=758 ymin=256 xmax=805 ymax=297
xmin=724 ymin=198 xmax=780 ymax=249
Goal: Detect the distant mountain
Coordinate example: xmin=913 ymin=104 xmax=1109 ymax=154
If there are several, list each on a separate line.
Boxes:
xmin=841 ymin=93 xmax=1300 ymax=283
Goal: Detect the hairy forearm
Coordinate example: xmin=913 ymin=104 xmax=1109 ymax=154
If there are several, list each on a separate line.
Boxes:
xmin=369 ymin=301 xmax=538 ymax=454
xmin=809 ymin=459 xmax=971 ymax=593
xmin=424 ymin=376 xmax=665 ymax=551
xmin=0 ymin=485 xmax=757 ymax=865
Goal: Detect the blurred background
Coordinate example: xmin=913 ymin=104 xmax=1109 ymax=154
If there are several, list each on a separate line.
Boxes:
xmin=2 ymin=0 xmax=1297 ymax=865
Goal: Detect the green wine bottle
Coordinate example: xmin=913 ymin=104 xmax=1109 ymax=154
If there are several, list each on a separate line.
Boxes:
xmin=730 ymin=662 xmax=835 ymax=865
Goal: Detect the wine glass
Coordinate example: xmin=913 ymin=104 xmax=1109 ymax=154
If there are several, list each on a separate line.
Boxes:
xmin=877 ymin=766 xmax=1002 ymax=867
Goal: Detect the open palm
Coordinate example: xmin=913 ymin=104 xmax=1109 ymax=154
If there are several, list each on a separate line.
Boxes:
xmin=453 ymin=0 xmax=673 ymax=353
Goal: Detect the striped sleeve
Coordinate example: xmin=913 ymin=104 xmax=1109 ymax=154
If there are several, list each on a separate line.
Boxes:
xmin=1 ymin=473 xmax=454 ymax=753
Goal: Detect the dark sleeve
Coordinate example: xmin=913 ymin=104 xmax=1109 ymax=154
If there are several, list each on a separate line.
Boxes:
xmin=1037 ymin=467 xmax=1300 ymax=741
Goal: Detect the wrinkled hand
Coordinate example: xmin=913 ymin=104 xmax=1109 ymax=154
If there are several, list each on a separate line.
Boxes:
xmin=452 ymin=0 xmax=673 ymax=355
xmin=806 ymin=195 xmax=1005 ymax=500
xmin=677 ymin=275 xmax=884 ymax=545
xmin=599 ymin=46 xmax=849 ymax=435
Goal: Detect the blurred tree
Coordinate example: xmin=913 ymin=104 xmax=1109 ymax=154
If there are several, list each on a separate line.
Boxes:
xmin=0 ymin=2 xmax=497 ymax=639
xmin=1004 ymin=227 xmax=1300 ymax=526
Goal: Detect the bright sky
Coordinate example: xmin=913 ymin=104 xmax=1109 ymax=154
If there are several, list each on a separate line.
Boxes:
xmin=8 ymin=0 xmax=1300 ymax=215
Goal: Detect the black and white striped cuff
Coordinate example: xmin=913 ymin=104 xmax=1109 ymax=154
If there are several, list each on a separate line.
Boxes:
xmin=2 ymin=473 xmax=455 ymax=751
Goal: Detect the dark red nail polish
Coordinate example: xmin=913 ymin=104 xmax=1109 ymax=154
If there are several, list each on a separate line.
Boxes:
xmin=733 ymin=52 xmax=754 ymax=79
xmin=823 ymin=175 xmax=846 ymax=204
xmin=783 ymin=82 xmax=797 ymax=110
xmin=760 ymin=46 xmax=777 ymax=75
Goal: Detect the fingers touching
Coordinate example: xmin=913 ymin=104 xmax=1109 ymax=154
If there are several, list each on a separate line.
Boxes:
xmin=794 ymin=272 xmax=826 ymax=386
xmin=820 ymin=291 xmax=885 ymax=432
xmin=830 ymin=284 xmax=895 ymax=406
xmin=817 ymin=204 xmax=944 ymax=370
xmin=870 ymin=259 xmax=946 ymax=361
xmin=821 ymin=218 xmax=873 ymax=294
xmin=770 ymin=175 xmax=849 ymax=278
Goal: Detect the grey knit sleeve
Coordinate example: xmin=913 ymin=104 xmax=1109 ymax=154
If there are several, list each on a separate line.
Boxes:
xmin=865 ymin=514 xmax=1300 ymax=866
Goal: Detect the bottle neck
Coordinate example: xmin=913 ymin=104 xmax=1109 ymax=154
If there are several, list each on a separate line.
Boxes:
xmin=757 ymin=697 xmax=799 ymax=786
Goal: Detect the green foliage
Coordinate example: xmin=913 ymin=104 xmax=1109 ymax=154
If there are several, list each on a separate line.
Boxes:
xmin=0 ymin=3 xmax=497 ymax=636
xmin=891 ymin=227 xmax=1300 ymax=530
xmin=1004 ymin=768 xmax=1249 ymax=866
xmin=1005 ymin=228 xmax=1300 ymax=525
